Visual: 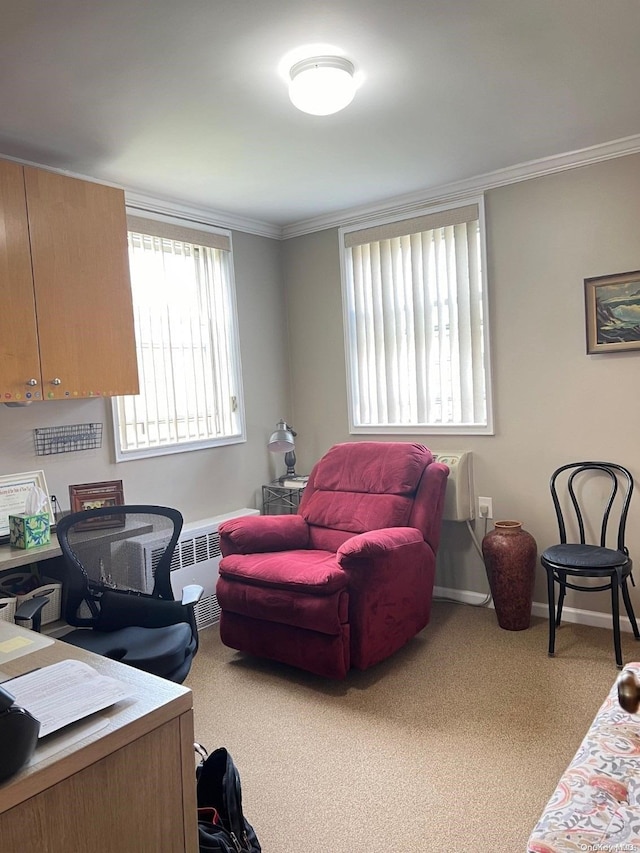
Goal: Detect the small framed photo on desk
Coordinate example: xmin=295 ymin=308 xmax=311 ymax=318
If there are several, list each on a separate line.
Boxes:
xmin=68 ymin=480 xmax=125 ymax=530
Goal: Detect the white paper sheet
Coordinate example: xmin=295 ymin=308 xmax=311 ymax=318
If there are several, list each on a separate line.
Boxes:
xmin=5 ymin=658 xmax=133 ymax=737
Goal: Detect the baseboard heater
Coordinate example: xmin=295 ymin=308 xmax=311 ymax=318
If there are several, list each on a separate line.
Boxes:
xmin=119 ymin=508 xmax=259 ymax=631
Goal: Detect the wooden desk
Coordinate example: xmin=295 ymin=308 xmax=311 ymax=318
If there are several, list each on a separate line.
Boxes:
xmin=0 ymin=536 xmax=62 ymax=572
xmin=0 ymin=622 xmax=198 ymax=852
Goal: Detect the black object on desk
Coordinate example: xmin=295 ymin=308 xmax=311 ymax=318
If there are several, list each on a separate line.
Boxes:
xmin=0 ymin=684 xmax=40 ymax=783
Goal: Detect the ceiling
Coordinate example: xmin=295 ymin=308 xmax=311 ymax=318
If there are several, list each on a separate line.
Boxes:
xmin=2 ymin=0 xmax=640 ymax=234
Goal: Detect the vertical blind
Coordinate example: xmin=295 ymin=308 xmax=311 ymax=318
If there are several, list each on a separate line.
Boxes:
xmin=114 ymin=217 xmax=243 ymax=456
xmin=342 ymin=202 xmax=488 ymax=430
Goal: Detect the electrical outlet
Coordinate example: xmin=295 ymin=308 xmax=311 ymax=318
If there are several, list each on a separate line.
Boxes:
xmin=478 ymin=496 xmax=493 ymax=519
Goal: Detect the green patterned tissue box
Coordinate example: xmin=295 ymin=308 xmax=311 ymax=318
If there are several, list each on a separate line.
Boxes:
xmin=9 ymin=513 xmax=51 ymax=549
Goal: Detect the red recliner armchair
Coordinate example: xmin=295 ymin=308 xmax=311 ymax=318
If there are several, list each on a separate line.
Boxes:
xmin=217 ymin=442 xmax=449 ymax=678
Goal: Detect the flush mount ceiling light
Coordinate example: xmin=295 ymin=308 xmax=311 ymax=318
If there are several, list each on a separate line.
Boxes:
xmin=289 ymin=56 xmax=356 ymax=116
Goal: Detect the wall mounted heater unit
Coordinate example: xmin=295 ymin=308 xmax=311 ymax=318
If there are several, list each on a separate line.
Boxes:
xmin=117 ymin=508 xmax=259 ymax=630
xmin=431 ymin=452 xmax=475 ymax=522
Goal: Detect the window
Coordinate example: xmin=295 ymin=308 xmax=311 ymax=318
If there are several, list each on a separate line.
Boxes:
xmin=340 ymin=198 xmax=492 ymax=435
xmin=112 ymin=214 xmax=245 ymax=460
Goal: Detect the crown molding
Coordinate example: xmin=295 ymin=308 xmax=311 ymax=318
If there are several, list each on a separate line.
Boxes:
xmin=5 ymin=132 xmax=640 ymax=243
xmin=0 ymin=150 xmax=282 ymax=239
xmin=124 ymin=190 xmax=282 ymax=240
xmin=281 ymin=133 xmax=640 ymax=240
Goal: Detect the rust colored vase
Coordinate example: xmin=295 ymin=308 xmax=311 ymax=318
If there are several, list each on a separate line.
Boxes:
xmin=482 ymin=520 xmax=537 ymax=631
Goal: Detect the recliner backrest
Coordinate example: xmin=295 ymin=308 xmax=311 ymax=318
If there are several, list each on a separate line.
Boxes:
xmin=300 ymin=442 xmax=434 ymax=551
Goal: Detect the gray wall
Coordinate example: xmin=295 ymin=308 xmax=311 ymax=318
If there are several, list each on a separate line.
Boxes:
xmin=0 ymin=230 xmax=290 ymax=523
xmin=282 ymin=153 xmax=640 ymax=622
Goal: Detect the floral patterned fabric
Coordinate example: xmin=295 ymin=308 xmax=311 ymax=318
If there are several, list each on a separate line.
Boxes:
xmin=528 ymin=662 xmax=640 ymax=852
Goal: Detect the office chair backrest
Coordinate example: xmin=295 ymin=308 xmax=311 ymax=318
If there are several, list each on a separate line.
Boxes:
xmin=55 ymin=504 xmax=183 ymax=629
xmin=549 ymin=462 xmax=633 ymax=553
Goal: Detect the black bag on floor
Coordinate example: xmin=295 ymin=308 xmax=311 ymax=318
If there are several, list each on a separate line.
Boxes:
xmin=196 ymin=744 xmax=262 ymax=853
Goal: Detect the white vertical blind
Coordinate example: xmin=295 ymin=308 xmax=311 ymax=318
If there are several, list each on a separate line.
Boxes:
xmin=113 ymin=222 xmax=244 ymax=459
xmin=342 ymin=201 xmax=490 ymax=432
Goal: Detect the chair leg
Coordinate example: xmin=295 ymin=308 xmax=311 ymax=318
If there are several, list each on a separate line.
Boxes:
xmin=555 ymin=571 xmax=566 ymax=627
xmin=546 ymin=566 xmax=556 ymax=657
xmin=621 ymin=579 xmax=640 ymax=640
xmin=611 ymin=573 xmax=623 ymax=669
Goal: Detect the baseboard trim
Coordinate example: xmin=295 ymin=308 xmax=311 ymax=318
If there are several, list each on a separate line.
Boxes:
xmin=433 ymin=585 xmax=638 ymax=634
xmin=433 ymin=586 xmax=491 ymax=607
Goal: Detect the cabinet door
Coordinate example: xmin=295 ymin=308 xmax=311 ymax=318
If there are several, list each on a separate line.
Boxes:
xmin=0 ymin=160 xmax=42 ymax=401
xmin=24 ymin=167 xmax=139 ymax=400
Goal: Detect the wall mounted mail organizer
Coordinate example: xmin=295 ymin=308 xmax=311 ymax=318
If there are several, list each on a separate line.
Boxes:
xmin=33 ymin=423 xmax=103 ymax=456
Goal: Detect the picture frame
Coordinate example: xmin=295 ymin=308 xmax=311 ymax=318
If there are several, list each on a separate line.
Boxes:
xmin=68 ymin=480 xmax=125 ymax=530
xmin=0 ymin=470 xmax=54 ymax=541
xmin=584 ymin=269 xmax=640 ymax=354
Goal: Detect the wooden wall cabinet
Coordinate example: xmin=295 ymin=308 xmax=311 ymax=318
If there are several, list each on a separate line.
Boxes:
xmin=0 ymin=159 xmax=139 ymax=402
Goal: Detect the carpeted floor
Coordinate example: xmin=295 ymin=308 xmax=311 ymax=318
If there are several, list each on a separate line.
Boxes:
xmin=185 ymin=601 xmax=640 ymax=853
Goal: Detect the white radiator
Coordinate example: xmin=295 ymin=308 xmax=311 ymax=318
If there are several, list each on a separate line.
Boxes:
xmin=116 ymin=508 xmax=259 ymax=630
xmin=169 ymin=508 xmax=259 ymax=629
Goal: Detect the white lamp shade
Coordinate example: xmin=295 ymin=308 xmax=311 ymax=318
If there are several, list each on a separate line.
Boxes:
xmin=289 ymin=56 xmax=356 ymax=116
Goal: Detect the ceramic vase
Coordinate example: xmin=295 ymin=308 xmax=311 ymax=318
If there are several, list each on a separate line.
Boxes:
xmin=481 ymin=520 xmax=537 ymax=631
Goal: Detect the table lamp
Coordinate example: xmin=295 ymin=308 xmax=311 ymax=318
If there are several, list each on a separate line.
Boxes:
xmin=268 ymin=420 xmax=297 ymax=480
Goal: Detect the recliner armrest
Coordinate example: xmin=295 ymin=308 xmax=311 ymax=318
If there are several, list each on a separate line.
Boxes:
xmin=337 ymin=527 xmax=426 ymax=566
xmin=219 ymin=514 xmax=310 ymax=555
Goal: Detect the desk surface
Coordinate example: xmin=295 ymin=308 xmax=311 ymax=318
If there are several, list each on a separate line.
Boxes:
xmin=0 ymin=621 xmax=193 ymax=815
xmin=0 ymin=536 xmax=62 ymax=572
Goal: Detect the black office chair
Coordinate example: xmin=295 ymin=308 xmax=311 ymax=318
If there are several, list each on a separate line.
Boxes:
xmin=541 ymin=462 xmax=640 ymax=669
xmin=51 ymin=505 xmax=202 ymax=683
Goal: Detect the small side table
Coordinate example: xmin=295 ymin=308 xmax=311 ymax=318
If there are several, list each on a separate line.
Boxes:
xmin=262 ymin=481 xmax=306 ymax=515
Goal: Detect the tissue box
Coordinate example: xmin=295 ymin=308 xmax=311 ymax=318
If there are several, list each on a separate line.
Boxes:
xmin=8 ymin=513 xmax=51 ymax=549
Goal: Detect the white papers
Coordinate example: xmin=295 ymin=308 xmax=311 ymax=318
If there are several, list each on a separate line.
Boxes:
xmin=6 ymin=659 xmax=133 ymax=737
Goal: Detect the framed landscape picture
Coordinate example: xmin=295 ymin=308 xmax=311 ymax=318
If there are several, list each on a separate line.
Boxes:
xmin=584 ymin=269 xmax=640 ymax=354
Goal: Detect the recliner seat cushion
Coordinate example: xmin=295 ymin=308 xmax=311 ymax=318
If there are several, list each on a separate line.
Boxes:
xmin=219 ymin=550 xmax=347 ymax=594
xmin=218 ymin=551 xmax=349 ymax=635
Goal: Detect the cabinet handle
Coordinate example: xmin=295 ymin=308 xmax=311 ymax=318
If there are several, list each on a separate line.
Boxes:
xmin=26 ymin=379 xmax=38 ymax=386
xmin=50 ymin=378 xmax=62 ymax=386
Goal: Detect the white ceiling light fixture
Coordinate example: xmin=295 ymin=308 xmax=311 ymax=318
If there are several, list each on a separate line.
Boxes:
xmin=289 ymin=56 xmax=357 ymax=116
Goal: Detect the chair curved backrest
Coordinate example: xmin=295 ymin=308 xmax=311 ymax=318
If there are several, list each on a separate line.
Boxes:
xmin=549 ymin=462 xmax=633 ymax=554
xmin=55 ymin=504 xmax=183 ymax=629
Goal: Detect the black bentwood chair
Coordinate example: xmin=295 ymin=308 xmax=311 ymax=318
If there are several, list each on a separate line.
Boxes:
xmin=52 ymin=505 xmax=202 ymax=683
xmin=541 ymin=462 xmax=640 ymax=669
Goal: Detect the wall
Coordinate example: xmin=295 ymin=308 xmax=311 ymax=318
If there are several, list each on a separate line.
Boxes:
xmin=2 ymin=152 xmax=639 ymax=623
xmin=0 ymin=229 xmax=290 ymax=524
xmin=282 ymin=153 xmax=640 ymax=622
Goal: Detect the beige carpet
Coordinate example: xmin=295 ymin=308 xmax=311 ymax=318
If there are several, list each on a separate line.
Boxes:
xmin=185 ymin=601 xmax=640 ymax=853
